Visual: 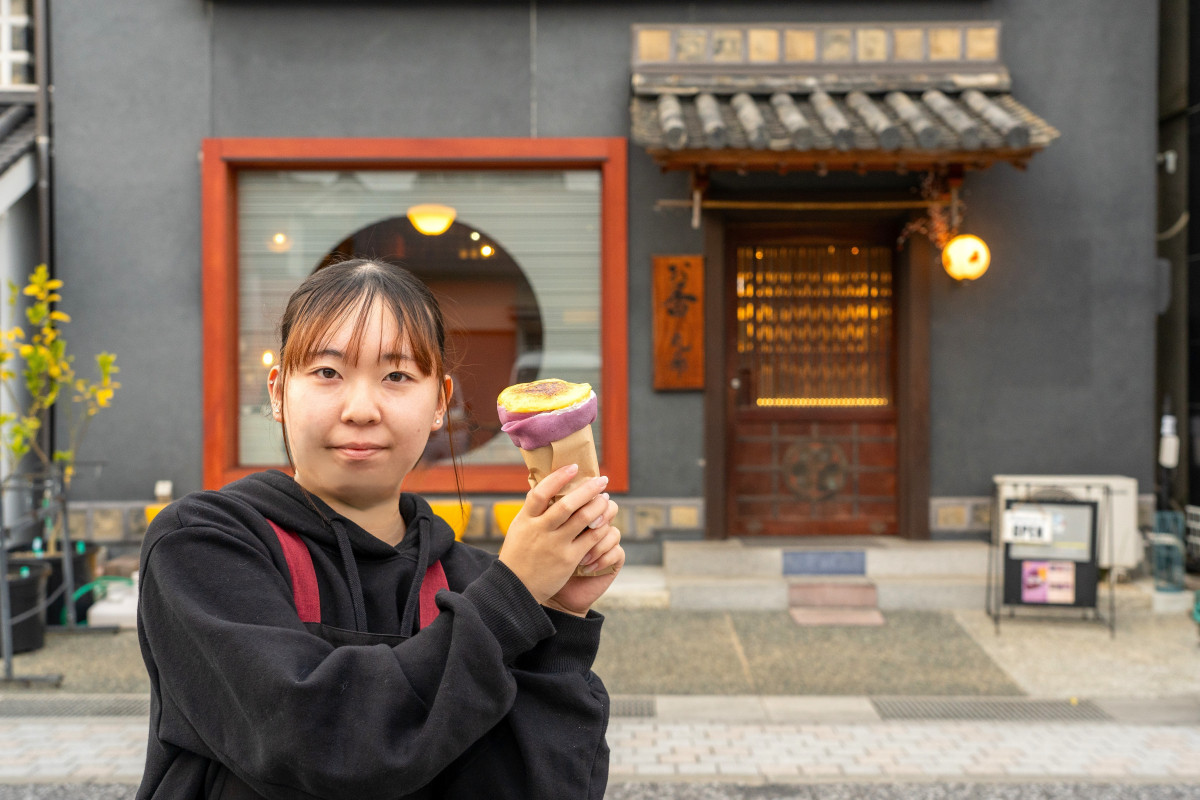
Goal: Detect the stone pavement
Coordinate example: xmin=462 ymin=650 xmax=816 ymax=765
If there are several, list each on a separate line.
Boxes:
xmin=1 ymin=567 xmax=1199 ymax=788
xmin=3 ymin=695 xmax=1200 ymax=786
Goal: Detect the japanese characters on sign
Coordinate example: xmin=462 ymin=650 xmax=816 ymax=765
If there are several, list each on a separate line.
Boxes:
xmin=653 ymin=255 xmax=704 ymax=390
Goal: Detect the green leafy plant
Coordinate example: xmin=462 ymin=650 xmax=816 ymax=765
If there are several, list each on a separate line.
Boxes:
xmin=0 ymin=265 xmax=119 ymax=523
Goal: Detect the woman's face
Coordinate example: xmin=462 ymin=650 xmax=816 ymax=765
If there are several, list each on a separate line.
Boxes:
xmin=268 ymin=299 xmax=450 ymax=512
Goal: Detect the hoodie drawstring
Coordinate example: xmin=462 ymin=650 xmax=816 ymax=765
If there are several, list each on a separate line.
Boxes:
xmin=399 ymin=516 xmax=431 ymax=637
xmin=331 ymin=519 xmax=369 ymax=632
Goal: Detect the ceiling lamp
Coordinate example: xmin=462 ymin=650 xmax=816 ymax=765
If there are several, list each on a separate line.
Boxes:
xmin=267 ymin=232 xmax=292 ymax=253
xmin=407 ymin=203 xmax=456 ymax=236
xmin=942 ymin=234 xmax=991 ymax=282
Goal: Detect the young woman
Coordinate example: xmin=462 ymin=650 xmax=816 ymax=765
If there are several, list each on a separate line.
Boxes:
xmin=136 ymin=258 xmax=623 ymax=800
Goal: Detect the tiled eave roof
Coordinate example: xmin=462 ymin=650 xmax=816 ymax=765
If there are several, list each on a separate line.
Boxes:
xmin=631 ymin=89 xmax=1059 ymax=174
xmin=0 ymin=103 xmax=35 ymax=174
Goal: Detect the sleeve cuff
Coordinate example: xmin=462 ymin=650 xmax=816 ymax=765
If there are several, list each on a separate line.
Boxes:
xmin=514 ymin=607 xmax=604 ymax=673
xmin=460 ymin=560 xmax=555 ymax=664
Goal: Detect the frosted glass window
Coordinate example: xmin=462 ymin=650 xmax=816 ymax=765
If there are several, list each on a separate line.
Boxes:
xmin=0 ymin=0 xmax=30 ymax=88
xmin=236 ymin=169 xmax=602 ymax=470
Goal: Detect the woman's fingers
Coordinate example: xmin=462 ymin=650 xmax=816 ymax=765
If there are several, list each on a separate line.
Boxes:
xmin=579 ymin=537 xmax=624 ymax=577
xmin=523 ymin=463 xmax=580 ymax=517
xmin=578 ymin=524 xmax=621 ymax=567
xmin=583 ymin=495 xmax=617 ymax=534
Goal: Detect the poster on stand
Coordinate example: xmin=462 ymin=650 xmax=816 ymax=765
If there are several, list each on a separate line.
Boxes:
xmin=1020 ymin=560 xmax=1077 ymax=605
xmin=1003 ymin=499 xmax=1097 ymax=609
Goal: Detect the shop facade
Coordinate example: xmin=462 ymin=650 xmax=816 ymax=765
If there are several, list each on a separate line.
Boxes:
xmin=47 ymin=1 xmax=1158 ymax=547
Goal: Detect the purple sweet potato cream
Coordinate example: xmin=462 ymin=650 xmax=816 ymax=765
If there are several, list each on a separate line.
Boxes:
xmin=498 ymin=392 xmax=597 ymax=450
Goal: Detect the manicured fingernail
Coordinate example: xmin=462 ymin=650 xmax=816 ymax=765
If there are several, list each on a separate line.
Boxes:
xmin=597 ymin=475 xmax=609 ymax=486
xmin=600 ymin=493 xmax=610 ymax=501
xmin=588 ymin=516 xmax=605 ymax=529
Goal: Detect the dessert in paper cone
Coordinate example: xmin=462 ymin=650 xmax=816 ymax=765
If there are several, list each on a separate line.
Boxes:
xmin=497 ymin=378 xmax=615 ymax=577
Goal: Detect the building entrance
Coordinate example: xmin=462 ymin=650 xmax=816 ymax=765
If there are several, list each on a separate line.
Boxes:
xmin=724 ymin=224 xmax=898 ymax=536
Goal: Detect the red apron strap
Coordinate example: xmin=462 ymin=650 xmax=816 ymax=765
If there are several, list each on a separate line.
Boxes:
xmin=266 ymin=520 xmax=321 ymax=624
xmin=419 ymin=561 xmax=448 ymax=629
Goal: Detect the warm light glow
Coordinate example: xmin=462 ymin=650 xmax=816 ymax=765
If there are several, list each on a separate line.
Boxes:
xmin=756 ymin=397 xmax=889 ymax=407
xmin=480 ymin=245 xmax=494 ymax=257
xmin=406 ymin=203 xmax=457 ymax=235
xmin=470 ymin=231 xmax=481 ymax=241
xmin=261 ymin=351 xmax=275 ymax=367
xmin=942 ymin=234 xmax=990 ymax=281
xmin=267 ymin=232 xmax=291 ymax=252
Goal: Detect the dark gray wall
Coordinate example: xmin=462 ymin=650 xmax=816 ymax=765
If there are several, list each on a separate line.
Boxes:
xmin=50 ymin=0 xmax=1158 ymax=501
xmin=928 ymin=0 xmax=1159 ymax=494
xmin=52 ymin=0 xmax=210 ymax=501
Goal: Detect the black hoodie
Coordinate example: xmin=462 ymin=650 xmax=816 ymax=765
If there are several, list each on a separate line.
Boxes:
xmin=136 ymin=471 xmax=610 ymax=800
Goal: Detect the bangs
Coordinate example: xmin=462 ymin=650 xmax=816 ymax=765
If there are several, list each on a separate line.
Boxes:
xmin=278 ymin=262 xmax=444 ymax=380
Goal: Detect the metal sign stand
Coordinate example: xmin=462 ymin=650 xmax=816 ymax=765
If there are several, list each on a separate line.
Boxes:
xmin=987 ymin=481 xmax=1115 ymax=639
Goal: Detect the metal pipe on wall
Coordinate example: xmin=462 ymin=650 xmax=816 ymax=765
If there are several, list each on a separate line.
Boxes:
xmin=34 ymin=0 xmax=50 ymax=269
xmin=33 ymin=0 xmax=53 ymax=461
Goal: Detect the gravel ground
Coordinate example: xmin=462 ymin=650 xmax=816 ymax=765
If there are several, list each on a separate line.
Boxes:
xmin=3 ymin=629 xmax=147 ymax=693
xmin=4 ymin=585 xmax=1197 ymax=700
xmin=952 ymin=591 xmax=1200 ymax=699
xmin=595 ymin=610 xmax=1022 ymax=696
xmin=9 ymin=609 xmax=1020 ymax=697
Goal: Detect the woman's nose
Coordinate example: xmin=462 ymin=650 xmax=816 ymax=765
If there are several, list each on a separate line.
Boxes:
xmin=341 ymin=379 xmax=381 ymax=424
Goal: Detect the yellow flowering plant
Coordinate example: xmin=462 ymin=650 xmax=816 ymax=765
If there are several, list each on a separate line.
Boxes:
xmin=0 ymin=265 xmax=119 ymax=530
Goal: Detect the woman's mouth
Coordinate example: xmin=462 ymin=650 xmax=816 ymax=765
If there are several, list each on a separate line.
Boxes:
xmin=334 ymin=443 xmax=386 ymax=460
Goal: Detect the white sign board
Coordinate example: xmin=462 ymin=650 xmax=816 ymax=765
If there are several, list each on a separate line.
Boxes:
xmin=1002 ymin=508 xmax=1057 ymax=544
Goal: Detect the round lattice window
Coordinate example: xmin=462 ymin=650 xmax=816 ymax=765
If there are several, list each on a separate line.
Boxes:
xmin=781 ymin=440 xmax=847 ymax=501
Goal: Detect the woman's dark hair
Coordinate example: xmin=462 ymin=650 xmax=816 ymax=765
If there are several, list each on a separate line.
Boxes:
xmin=274 ymin=258 xmax=463 ymax=498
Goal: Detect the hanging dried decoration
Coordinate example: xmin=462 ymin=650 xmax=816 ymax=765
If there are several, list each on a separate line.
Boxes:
xmin=896 ymin=173 xmax=956 ymax=251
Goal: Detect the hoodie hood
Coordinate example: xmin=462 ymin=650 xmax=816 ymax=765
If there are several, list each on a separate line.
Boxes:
xmin=221 ymin=470 xmax=459 ymax=633
xmin=222 ymin=471 xmax=457 ymax=561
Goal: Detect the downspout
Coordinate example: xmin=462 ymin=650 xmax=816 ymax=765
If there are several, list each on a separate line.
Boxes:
xmin=34 ymin=0 xmax=50 ymax=269
xmin=33 ymin=0 xmax=52 ymax=462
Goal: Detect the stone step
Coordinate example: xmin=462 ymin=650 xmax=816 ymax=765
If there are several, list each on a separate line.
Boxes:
xmin=667 ymin=577 xmax=788 ymax=611
xmin=664 ymin=541 xmax=781 ymax=578
xmin=873 ymin=576 xmax=989 ymax=610
xmin=664 ymin=540 xmax=990 ymax=578
xmin=787 ymin=578 xmax=878 ymax=608
xmin=865 ymin=541 xmax=989 ymax=577
xmin=789 ymin=606 xmax=885 ymax=626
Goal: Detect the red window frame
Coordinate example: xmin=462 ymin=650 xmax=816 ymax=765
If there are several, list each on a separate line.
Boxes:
xmin=201 ymin=137 xmax=629 ymax=494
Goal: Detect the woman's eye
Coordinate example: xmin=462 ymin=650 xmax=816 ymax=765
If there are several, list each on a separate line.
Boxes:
xmin=385 ymin=371 xmax=410 ymax=383
xmin=316 ymin=367 xmax=338 ymax=379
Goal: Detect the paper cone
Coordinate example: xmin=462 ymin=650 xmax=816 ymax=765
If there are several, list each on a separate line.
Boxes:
xmin=519 ymin=425 xmax=617 ymax=577
xmin=520 ymin=425 xmax=600 ymax=499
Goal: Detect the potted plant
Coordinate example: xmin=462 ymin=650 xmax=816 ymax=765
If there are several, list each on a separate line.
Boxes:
xmin=0 ymin=264 xmax=119 ymax=629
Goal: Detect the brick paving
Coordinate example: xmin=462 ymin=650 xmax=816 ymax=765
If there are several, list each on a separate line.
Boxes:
xmin=2 ymin=706 xmax=1200 ymax=785
xmin=606 ymin=719 xmax=1200 ymax=782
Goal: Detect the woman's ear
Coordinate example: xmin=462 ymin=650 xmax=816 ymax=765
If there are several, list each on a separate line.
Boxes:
xmin=267 ymin=366 xmax=284 ymax=422
xmin=432 ymin=375 xmax=453 ymax=431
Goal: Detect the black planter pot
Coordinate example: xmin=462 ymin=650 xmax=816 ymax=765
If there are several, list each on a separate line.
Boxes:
xmin=9 ymin=542 xmax=99 ymax=626
xmin=6 ymin=561 xmax=50 ymax=652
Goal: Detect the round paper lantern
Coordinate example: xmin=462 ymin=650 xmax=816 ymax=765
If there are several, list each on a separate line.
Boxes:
xmin=942 ymin=234 xmax=990 ymax=281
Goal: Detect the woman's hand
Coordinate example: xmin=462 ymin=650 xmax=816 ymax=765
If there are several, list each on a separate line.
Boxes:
xmin=543 ymin=520 xmax=624 ymax=617
xmin=498 ymin=465 xmax=614 ymax=606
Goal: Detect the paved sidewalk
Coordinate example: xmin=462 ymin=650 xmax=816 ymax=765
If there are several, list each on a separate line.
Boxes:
xmin=1 ymin=568 xmax=1198 ymax=788
xmin=2 ymin=695 xmax=1200 ymax=786
xmin=607 ymin=695 xmax=1200 ymax=783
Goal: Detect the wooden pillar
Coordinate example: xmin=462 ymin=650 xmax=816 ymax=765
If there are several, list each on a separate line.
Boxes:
xmin=896 ymin=227 xmax=932 ymax=539
xmin=703 ymin=213 xmax=727 ymax=540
